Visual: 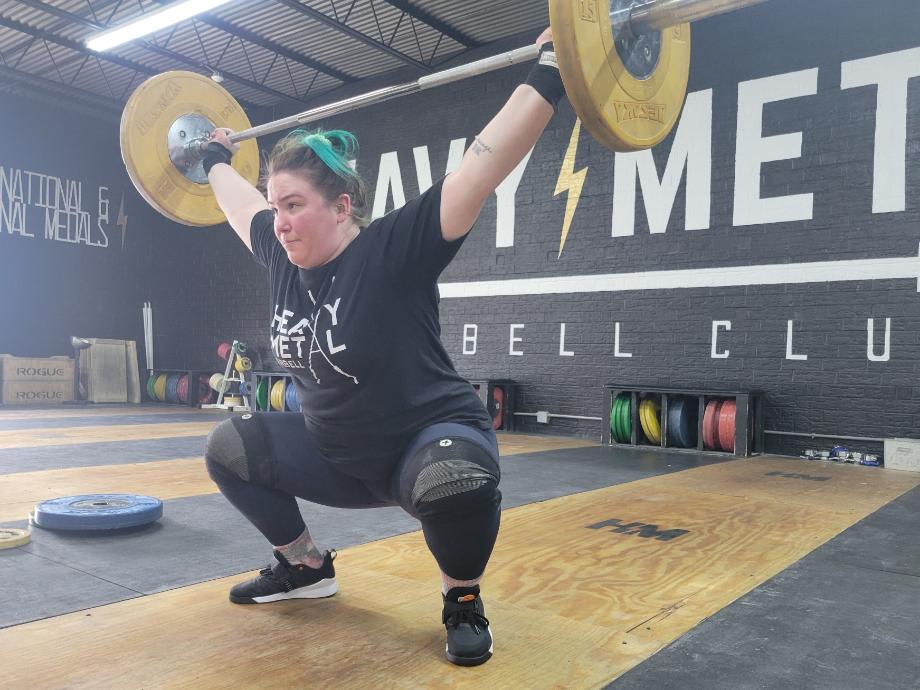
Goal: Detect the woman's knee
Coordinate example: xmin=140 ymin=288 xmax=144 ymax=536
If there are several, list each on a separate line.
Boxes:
xmin=402 ymin=436 xmax=501 ymax=520
xmin=204 ymin=415 xmax=275 ymax=486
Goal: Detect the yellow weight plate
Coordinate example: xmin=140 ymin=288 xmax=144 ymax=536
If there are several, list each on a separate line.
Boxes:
xmin=640 ymin=398 xmax=662 ymax=444
xmin=209 ymin=373 xmax=225 ymax=392
xmin=270 ymin=380 xmax=286 ymax=411
xmin=235 ymin=356 xmax=252 ymax=373
xmin=549 ymin=0 xmax=691 ymax=151
xmin=120 ymin=71 xmax=260 ymax=227
xmin=154 ymin=373 xmax=168 ymax=402
xmin=0 ymin=527 xmax=30 ymax=550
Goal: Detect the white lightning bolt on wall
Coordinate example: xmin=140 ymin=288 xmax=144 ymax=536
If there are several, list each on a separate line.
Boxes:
xmin=117 ymin=194 xmax=128 ymax=249
xmin=554 ymin=118 xmax=589 ymax=258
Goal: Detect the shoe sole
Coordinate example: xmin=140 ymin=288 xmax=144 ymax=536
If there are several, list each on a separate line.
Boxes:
xmin=230 ymin=577 xmax=338 ymax=604
xmin=445 ymin=636 xmax=494 ymax=667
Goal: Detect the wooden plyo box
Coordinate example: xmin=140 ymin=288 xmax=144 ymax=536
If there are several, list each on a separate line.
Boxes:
xmin=1 ymin=381 xmax=73 ymax=404
xmin=0 ymin=356 xmax=74 ymax=405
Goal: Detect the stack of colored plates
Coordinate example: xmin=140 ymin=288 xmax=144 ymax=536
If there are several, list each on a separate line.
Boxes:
xmin=639 ymin=398 xmax=661 ymax=444
xmin=270 ymin=380 xmax=286 ymax=411
xmin=666 ymin=397 xmax=697 ymax=448
xmin=610 ymin=394 xmax=632 ymax=443
xmin=703 ymin=398 xmax=737 ymax=452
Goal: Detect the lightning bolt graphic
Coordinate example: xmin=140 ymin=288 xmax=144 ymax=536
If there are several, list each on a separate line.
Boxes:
xmin=117 ymin=194 xmax=128 ymax=249
xmin=554 ymin=118 xmax=589 ymax=258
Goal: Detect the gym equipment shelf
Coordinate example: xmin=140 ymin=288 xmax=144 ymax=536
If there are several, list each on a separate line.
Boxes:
xmin=603 ymin=385 xmax=765 ymax=457
xmin=247 ymin=371 xmax=299 ymax=412
xmin=145 ymin=370 xmax=215 ymax=407
xmin=469 ymin=379 xmax=516 ymax=431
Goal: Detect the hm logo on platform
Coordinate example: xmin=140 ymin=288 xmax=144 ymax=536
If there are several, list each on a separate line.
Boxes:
xmin=587 ymin=518 xmax=690 ymax=542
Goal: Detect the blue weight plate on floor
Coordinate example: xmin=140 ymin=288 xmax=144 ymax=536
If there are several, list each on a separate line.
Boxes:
xmin=667 ymin=398 xmax=696 ymax=448
xmin=31 ymin=494 xmax=163 ymax=531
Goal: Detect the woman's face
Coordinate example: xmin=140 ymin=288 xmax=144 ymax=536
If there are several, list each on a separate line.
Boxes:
xmin=267 ymin=171 xmax=349 ymax=269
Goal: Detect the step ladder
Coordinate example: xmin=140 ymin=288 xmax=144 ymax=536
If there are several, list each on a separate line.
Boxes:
xmin=201 ymin=340 xmax=251 ymax=411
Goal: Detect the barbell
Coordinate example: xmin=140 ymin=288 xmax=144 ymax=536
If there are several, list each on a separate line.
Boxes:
xmin=120 ymin=0 xmax=770 ymax=227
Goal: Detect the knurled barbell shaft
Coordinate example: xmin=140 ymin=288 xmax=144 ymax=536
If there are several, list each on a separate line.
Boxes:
xmin=224 ymin=0 xmax=770 ymax=146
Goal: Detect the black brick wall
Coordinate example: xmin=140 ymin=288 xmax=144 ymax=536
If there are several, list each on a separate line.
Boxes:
xmin=3 ymin=0 xmax=919 ymax=462
xmin=156 ymin=0 xmax=920 ymax=457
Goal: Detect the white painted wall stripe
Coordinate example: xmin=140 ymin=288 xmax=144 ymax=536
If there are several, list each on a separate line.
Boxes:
xmin=438 ymin=246 xmax=920 ymax=298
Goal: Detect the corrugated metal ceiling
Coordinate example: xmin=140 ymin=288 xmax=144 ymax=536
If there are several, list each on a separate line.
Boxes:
xmin=0 ymin=0 xmax=548 ymax=116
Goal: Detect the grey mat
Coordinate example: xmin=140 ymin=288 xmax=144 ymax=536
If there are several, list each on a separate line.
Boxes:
xmin=1 ymin=445 xmax=727 ymax=628
xmin=609 ymin=484 xmax=920 ymax=690
xmin=0 ymin=437 xmax=210 ymax=474
xmin=0 ymin=411 xmax=230 ymax=430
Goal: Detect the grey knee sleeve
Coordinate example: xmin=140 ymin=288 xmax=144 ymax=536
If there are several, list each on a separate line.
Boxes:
xmin=409 ymin=437 xmax=500 ymax=511
xmin=204 ymin=414 xmax=273 ymax=484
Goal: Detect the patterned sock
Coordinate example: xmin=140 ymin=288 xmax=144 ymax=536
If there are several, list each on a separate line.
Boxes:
xmin=275 ymin=528 xmax=324 ymax=568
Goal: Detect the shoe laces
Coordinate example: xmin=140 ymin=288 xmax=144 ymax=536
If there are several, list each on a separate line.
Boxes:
xmin=444 ymin=601 xmax=490 ymax=634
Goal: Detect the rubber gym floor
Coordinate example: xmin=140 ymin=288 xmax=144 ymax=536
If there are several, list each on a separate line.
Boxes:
xmin=1 ymin=405 xmax=918 ymax=689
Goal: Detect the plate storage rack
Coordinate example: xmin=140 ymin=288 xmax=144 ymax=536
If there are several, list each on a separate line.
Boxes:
xmin=603 ymin=385 xmax=765 ymax=457
xmin=469 ymin=379 xmax=516 ymax=431
xmin=247 ymin=371 xmax=301 ymax=413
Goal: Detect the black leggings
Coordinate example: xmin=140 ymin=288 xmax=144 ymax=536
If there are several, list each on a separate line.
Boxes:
xmin=205 ymin=413 xmax=501 ymax=580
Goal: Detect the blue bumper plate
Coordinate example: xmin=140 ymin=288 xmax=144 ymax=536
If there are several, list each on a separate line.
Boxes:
xmin=31 ymin=494 xmax=163 ymax=531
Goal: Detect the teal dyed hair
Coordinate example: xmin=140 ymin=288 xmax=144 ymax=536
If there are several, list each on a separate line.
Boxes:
xmin=266 ymin=127 xmax=370 ymax=227
xmin=297 ymin=129 xmax=359 ymax=181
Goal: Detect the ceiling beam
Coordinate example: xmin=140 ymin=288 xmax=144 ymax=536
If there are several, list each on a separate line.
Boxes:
xmin=0 ymin=63 xmax=122 ymax=120
xmin=2 ymin=6 xmax=300 ymax=107
xmin=380 ymin=0 xmax=482 ymax=48
xmin=191 ymin=13 xmax=356 ymax=84
xmin=272 ymin=0 xmax=432 ymax=71
xmin=0 ymin=15 xmax=157 ymax=78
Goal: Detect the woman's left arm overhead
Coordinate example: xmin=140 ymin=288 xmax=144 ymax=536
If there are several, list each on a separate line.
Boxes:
xmin=440 ymin=29 xmax=562 ymax=241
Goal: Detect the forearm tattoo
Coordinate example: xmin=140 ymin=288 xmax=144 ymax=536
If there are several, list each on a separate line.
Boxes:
xmin=472 ymin=136 xmax=494 ymax=156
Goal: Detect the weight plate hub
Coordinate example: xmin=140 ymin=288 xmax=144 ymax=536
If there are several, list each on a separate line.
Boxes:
xmin=31 ymin=494 xmax=163 ymax=531
xmin=0 ymin=527 xmax=30 ymax=550
xmin=549 ymin=0 xmax=691 ymax=151
xmin=120 ymin=71 xmax=260 ymax=227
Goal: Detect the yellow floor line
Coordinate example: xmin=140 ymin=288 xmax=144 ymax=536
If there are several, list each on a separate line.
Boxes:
xmin=0 ymin=435 xmax=596 ymax=522
xmin=0 ymin=405 xmax=219 ymax=421
xmin=0 ymin=422 xmax=218 ymax=449
xmin=2 ymin=457 xmax=916 ymax=688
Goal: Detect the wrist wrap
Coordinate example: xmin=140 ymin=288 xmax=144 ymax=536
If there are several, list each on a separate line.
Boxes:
xmin=202 ymin=142 xmax=234 ymax=176
xmin=524 ymin=42 xmax=566 ymax=112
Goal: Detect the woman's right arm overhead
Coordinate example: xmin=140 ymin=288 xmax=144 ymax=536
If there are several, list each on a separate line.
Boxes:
xmin=206 ymin=129 xmax=270 ymax=252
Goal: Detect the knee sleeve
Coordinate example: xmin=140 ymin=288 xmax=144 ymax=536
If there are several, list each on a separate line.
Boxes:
xmin=406 ymin=437 xmax=500 ymax=518
xmin=204 ymin=414 xmax=275 ymax=486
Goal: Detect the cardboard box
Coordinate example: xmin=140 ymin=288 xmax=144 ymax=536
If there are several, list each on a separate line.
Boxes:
xmin=1 ymin=381 xmax=73 ymax=405
xmin=0 ymin=356 xmax=74 ymax=383
xmin=883 ymin=438 xmax=920 ymax=473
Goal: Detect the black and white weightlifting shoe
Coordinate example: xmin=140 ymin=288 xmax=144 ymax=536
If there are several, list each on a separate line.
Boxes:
xmin=229 ymin=550 xmax=337 ymax=604
xmin=442 ymin=585 xmax=493 ymax=666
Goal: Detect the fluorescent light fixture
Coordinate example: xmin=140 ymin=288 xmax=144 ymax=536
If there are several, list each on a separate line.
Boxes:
xmin=86 ymin=0 xmax=235 ymax=52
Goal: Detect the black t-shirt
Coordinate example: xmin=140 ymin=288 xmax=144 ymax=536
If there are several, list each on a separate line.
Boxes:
xmin=250 ymin=177 xmax=492 ymax=480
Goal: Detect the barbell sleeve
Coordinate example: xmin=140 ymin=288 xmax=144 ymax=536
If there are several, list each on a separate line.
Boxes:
xmin=623 ymin=0 xmax=771 ymax=35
